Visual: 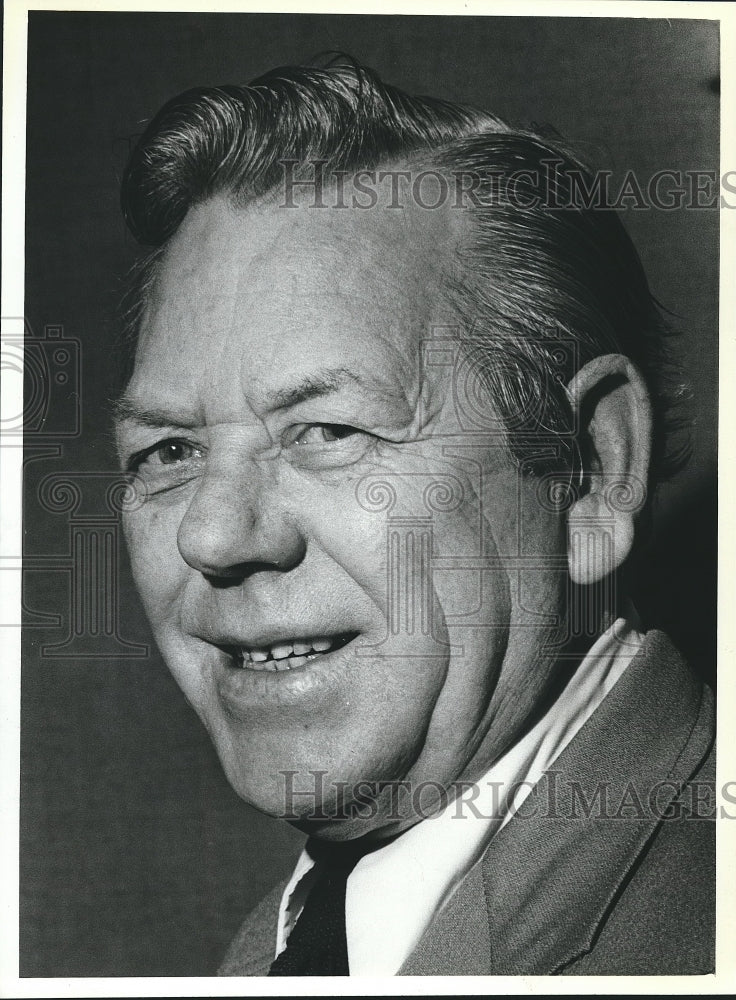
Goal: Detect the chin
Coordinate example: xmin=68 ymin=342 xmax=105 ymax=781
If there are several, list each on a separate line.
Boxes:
xmin=210 ymin=723 xmax=423 ymax=836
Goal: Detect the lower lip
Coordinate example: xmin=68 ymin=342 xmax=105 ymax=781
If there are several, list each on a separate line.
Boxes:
xmin=214 ymin=638 xmax=355 ymax=712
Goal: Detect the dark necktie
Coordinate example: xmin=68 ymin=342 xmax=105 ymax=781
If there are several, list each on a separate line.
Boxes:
xmin=268 ymin=838 xmax=368 ymax=976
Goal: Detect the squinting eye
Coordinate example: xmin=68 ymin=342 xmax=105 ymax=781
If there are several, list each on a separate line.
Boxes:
xmin=130 ymin=439 xmax=203 ymax=473
xmin=290 ymin=424 xmax=361 ymax=446
xmin=280 ymin=423 xmax=376 ymax=471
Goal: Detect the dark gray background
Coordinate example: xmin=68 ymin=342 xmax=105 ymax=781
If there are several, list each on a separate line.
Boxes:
xmin=22 ymin=11 xmax=718 ymax=977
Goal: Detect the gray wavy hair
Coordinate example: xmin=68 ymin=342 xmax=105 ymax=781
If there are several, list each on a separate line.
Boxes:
xmin=120 ymin=55 xmax=689 ymax=483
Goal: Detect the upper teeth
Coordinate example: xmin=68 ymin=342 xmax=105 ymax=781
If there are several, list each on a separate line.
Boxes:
xmin=237 ymin=636 xmax=335 ymax=664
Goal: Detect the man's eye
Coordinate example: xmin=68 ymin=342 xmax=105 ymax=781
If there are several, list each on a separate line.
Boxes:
xmin=281 ymin=423 xmax=376 ymax=470
xmin=128 ymin=439 xmax=204 ymax=475
xmin=137 ymin=440 xmax=200 ymax=467
xmin=152 ymin=441 xmax=198 ymax=465
xmin=290 ymin=424 xmax=361 ymax=446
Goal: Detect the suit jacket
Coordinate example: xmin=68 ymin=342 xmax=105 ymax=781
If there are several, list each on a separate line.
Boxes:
xmin=219 ymin=631 xmax=715 ymax=976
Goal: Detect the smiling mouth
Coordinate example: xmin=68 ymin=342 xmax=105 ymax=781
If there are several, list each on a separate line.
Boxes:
xmin=227 ymin=632 xmax=358 ymax=672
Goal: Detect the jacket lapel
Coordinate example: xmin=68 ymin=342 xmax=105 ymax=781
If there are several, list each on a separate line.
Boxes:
xmin=398 ymin=859 xmax=491 ymax=975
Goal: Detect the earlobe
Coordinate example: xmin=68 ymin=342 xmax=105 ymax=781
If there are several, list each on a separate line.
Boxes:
xmin=565 ymin=354 xmax=652 ymax=585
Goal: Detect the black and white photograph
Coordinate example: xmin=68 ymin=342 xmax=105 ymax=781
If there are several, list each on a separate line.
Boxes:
xmin=2 ymin=1 xmax=732 ymax=991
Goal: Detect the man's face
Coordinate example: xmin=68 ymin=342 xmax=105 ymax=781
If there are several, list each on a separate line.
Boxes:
xmin=117 ymin=191 xmax=567 ymax=838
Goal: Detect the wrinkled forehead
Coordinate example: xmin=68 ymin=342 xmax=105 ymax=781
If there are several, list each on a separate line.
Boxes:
xmin=133 ymin=188 xmax=464 ymax=391
xmin=126 ymin=188 xmax=466 ymax=419
xmin=145 ymin=187 xmax=461 ymax=323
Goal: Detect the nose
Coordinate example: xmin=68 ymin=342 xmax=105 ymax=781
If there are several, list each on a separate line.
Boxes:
xmin=176 ymin=464 xmax=306 ymax=579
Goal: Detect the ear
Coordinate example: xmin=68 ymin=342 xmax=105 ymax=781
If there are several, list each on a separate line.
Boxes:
xmin=566 ymin=354 xmax=652 ymax=584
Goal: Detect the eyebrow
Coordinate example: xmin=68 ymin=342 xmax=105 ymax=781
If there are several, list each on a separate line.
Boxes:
xmin=111 ymin=397 xmax=198 ymax=429
xmin=112 ymin=367 xmax=376 ymax=429
xmin=268 ymin=367 xmax=366 ymax=410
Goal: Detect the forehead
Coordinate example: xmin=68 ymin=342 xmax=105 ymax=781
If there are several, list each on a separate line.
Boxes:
xmin=130 ymin=190 xmax=463 ymax=412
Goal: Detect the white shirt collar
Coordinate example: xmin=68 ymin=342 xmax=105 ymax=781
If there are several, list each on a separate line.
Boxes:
xmin=275 ymin=614 xmax=644 ymax=975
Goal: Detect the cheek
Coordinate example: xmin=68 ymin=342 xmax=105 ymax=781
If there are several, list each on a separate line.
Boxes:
xmin=124 ymin=504 xmax=218 ymax=718
xmin=294 ymin=483 xmax=393 ymax=614
xmin=294 ymin=468 xmax=514 ymax=631
xmin=512 ymin=485 xmax=568 ymax=628
xmin=123 ymin=505 xmax=187 ymax=630
xmin=429 ymin=468 xmax=513 ymax=626
xmin=429 ymin=499 xmax=513 ymax=732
